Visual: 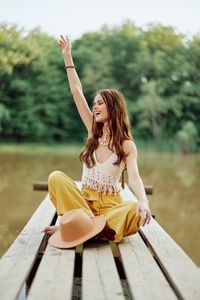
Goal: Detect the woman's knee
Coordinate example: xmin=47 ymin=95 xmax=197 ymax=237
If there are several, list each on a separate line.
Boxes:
xmin=48 ymin=170 xmax=64 ymax=185
xmin=126 ymin=201 xmax=137 ymax=212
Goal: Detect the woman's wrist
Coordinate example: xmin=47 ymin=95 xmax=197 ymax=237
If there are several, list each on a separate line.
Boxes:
xmin=63 ymin=52 xmax=74 ymax=69
xmin=139 ymin=198 xmax=149 ymax=205
xmin=65 ymin=65 xmax=76 ymax=69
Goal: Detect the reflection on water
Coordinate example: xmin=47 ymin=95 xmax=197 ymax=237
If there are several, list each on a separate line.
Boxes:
xmin=0 ymin=146 xmax=199 ymax=266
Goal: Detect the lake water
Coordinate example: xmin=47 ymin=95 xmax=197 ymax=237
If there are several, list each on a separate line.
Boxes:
xmin=0 ymin=145 xmax=199 ymax=266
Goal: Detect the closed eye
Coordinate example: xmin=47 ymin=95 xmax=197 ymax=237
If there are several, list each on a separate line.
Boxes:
xmin=93 ymin=102 xmax=104 ymax=107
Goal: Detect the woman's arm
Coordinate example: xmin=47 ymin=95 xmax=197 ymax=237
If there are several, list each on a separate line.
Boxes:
xmin=59 ymin=35 xmax=93 ymax=132
xmin=124 ymin=140 xmax=151 ymax=226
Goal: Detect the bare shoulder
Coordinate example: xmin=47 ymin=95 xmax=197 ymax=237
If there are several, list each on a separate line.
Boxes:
xmin=123 ymin=139 xmax=138 ymax=157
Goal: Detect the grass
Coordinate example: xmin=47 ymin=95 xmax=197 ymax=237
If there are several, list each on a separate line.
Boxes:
xmin=135 ymin=138 xmax=194 ymax=153
xmin=0 ymin=140 xmax=199 ymax=154
xmin=0 ymin=142 xmax=83 ymax=156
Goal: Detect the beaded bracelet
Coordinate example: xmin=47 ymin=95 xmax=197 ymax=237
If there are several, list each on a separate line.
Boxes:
xmin=65 ymin=65 xmax=76 ymax=69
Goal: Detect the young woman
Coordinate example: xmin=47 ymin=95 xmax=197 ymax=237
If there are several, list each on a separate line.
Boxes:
xmin=43 ymin=35 xmax=151 ymax=242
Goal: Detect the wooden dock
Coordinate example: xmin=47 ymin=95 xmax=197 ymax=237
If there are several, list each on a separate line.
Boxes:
xmin=0 ymin=182 xmax=200 ymax=300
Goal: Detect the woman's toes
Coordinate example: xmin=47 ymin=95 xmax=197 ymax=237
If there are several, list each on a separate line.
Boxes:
xmin=42 ymin=227 xmax=49 ymax=233
xmin=42 ymin=226 xmax=59 ymax=235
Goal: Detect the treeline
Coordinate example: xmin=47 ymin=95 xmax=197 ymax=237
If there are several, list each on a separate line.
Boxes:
xmin=0 ymin=21 xmax=199 ymax=151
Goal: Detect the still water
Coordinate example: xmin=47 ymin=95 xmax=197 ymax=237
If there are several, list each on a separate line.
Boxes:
xmin=0 ymin=145 xmax=199 ymax=266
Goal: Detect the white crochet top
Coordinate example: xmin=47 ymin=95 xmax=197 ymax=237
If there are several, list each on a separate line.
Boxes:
xmin=81 ymin=150 xmax=125 ymax=194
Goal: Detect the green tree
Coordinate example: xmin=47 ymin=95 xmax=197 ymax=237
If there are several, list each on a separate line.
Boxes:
xmin=0 ymin=21 xmax=199 ymax=150
xmin=176 ymin=121 xmax=198 ymax=153
xmin=130 ymin=81 xmax=167 ymax=139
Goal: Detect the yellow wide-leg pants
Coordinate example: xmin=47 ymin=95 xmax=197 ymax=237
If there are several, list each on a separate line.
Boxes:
xmin=48 ymin=170 xmax=141 ymax=243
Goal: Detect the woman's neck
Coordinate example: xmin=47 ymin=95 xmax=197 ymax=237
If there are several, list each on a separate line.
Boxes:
xmin=102 ymin=123 xmax=110 ymax=137
xmin=98 ymin=123 xmax=112 ymax=147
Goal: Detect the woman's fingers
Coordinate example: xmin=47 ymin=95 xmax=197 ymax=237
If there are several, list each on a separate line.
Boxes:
xmin=60 ymin=34 xmax=69 ymax=43
xmin=139 ymin=210 xmax=151 ymax=226
xmin=138 ymin=212 xmax=144 ymax=227
xmin=147 ymin=213 xmax=151 ymax=224
xmin=59 ymin=38 xmax=65 ymax=45
xmin=59 ymin=41 xmax=65 ymax=48
xmin=59 ymin=34 xmax=72 ymax=54
xmin=136 ymin=203 xmax=151 ymax=227
xmin=141 ymin=213 xmax=147 ymax=226
xmin=60 ymin=34 xmax=66 ymax=42
xmin=145 ymin=212 xmax=151 ymax=225
xmin=135 ymin=205 xmax=140 ymax=217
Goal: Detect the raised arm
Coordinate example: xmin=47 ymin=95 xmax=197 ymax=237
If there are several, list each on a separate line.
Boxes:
xmin=59 ymin=35 xmax=93 ymax=132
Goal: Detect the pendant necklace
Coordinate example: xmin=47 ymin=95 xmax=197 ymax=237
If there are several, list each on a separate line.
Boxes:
xmin=98 ymin=134 xmax=110 ymax=146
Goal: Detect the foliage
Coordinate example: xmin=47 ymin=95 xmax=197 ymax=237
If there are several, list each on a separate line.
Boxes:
xmin=0 ymin=21 xmax=199 ymax=151
xmin=176 ymin=121 xmax=198 ymax=152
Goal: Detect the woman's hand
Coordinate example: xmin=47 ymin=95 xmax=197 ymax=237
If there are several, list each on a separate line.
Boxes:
xmin=59 ymin=34 xmax=71 ymax=55
xmin=136 ymin=201 xmax=151 ymax=227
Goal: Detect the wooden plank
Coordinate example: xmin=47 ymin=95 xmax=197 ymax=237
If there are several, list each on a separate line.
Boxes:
xmin=140 ymin=218 xmax=200 ymax=300
xmin=28 ymin=217 xmax=76 ymax=300
xmin=123 ymin=184 xmax=200 ymax=299
xmin=33 ymin=181 xmax=49 ymax=191
xmin=0 ymin=194 xmax=56 ymax=300
xmin=143 ymin=184 xmax=153 ymax=195
xmin=28 ymin=244 xmax=75 ymax=300
xmin=33 ymin=181 xmax=153 ymax=195
xmin=118 ymin=234 xmax=177 ymax=300
xmin=82 ymin=241 xmax=124 ymax=300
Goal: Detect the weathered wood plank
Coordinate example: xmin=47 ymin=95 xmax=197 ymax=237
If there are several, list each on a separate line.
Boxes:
xmin=2 ymin=175 xmax=198 ymax=300
xmin=118 ymin=234 xmax=177 ymax=300
xmin=140 ymin=217 xmax=200 ymax=300
xmin=33 ymin=181 xmax=153 ymax=195
xmin=122 ymin=184 xmax=200 ymax=299
xmin=82 ymin=241 xmax=124 ymax=300
xmin=0 ymin=195 xmax=56 ymax=300
xmin=27 ymin=217 xmax=76 ymax=300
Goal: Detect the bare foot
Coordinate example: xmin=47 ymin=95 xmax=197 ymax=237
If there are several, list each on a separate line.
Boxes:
xmin=42 ymin=225 xmax=59 ymax=235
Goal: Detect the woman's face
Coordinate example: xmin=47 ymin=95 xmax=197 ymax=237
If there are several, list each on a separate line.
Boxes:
xmin=92 ymin=94 xmax=108 ymax=123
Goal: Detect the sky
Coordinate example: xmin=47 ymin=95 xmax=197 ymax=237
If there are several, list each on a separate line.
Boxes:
xmin=1 ymin=0 xmax=200 ymax=40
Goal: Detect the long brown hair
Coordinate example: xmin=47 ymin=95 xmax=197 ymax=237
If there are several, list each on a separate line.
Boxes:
xmin=79 ymin=89 xmax=133 ymax=168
